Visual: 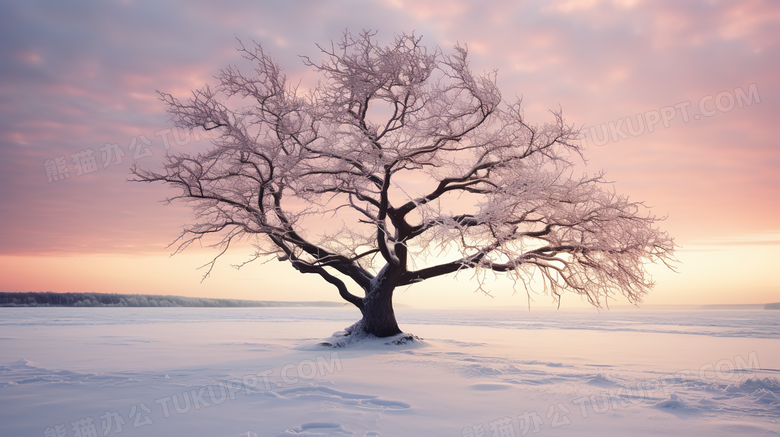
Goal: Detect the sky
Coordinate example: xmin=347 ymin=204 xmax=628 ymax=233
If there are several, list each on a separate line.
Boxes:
xmin=0 ymin=0 xmax=778 ymax=309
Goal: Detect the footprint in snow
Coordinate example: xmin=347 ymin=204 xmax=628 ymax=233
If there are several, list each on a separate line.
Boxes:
xmin=267 ymin=386 xmax=411 ymax=410
xmin=273 ymin=423 xmax=383 ymax=436
xmin=273 ymin=422 xmax=353 ymax=436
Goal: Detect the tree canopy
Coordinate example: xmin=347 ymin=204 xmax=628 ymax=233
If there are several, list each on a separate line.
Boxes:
xmin=132 ymin=30 xmax=675 ymax=337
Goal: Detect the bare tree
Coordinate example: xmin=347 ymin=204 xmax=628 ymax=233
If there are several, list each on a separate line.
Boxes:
xmin=132 ymin=31 xmax=675 ymax=338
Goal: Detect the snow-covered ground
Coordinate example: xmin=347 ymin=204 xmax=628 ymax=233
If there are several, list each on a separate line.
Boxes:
xmin=1 ymin=307 xmax=778 ymax=436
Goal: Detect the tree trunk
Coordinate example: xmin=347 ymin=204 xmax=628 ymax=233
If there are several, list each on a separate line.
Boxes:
xmin=355 ymin=265 xmax=402 ymax=337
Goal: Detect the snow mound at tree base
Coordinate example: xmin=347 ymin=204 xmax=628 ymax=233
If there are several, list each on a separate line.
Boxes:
xmin=315 ymin=321 xmax=425 ymax=349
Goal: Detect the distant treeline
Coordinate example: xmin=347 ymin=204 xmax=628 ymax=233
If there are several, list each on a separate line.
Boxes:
xmin=766 ymin=302 xmax=780 ymax=310
xmin=0 ymin=292 xmax=343 ymax=308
